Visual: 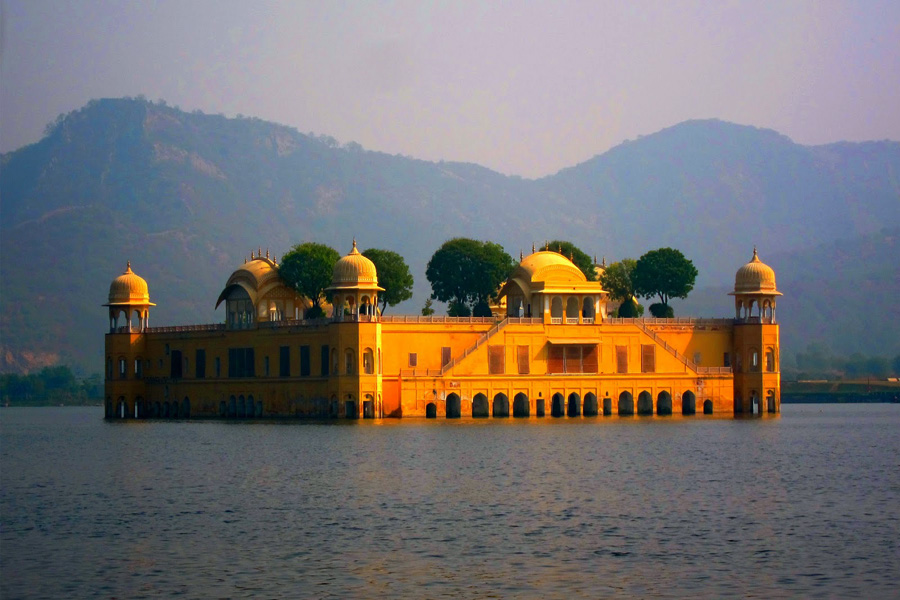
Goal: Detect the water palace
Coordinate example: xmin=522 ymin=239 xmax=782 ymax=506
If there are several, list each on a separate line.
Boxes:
xmin=103 ymin=243 xmax=781 ymax=420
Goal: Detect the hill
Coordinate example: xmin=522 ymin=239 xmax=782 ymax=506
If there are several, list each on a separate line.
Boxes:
xmin=1 ymin=98 xmax=898 ymax=373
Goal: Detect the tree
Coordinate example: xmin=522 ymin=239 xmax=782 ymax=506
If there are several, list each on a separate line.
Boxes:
xmin=421 ymin=298 xmax=435 ymax=316
xmin=601 ymin=259 xmax=644 ymax=317
xmin=278 ymin=242 xmax=340 ymax=319
xmin=362 ymin=248 xmax=413 ymax=314
xmin=426 ymin=238 xmax=515 ymax=316
xmin=547 ymin=240 xmax=597 ymax=281
xmin=632 ymin=248 xmax=698 ymax=314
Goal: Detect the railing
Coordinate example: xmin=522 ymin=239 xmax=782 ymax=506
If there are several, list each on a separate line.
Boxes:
xmin=582 ymin=318 xmax=594 ymax=324
xmin=441 ymin=317 xmax=510 ymax=374
xmin=604 ymin=317 xmax=733 ymax=326
xmin=696 ymin=366 xmax=732 ymax=375
xmin=506 ymin=317 xmax=543 ymax=325
xmin=400 ymin=369 xmax=443 ymax=377
xmin=631 ymin=321 xmax=702 ymax=373
xmin=565 ymin=318 xmax=578 ymax=324
xmin=145 ymin=324 xmax=226 ymax=333
xmin=380 ymin=316 xmax=499 ymax=324
xmin=550 ymin=317 xmax=562 ymax=324
xmin=259 ymin=318 xmax=330 ymax=329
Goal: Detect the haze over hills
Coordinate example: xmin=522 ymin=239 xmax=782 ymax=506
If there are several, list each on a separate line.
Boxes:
xmin=1 ymin=98 xmax=898 ymax=373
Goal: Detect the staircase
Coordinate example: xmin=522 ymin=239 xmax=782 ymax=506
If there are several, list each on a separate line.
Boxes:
xmin=633 ymin=321 xmax=700 ymax=372
xmin=441 ymin=317 xmax=510 ymax=375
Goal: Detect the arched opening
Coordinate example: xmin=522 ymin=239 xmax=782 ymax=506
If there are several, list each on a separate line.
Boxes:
xmin=551 ymin=393 xmax=565 ymax=417
xmin=765 ymin=348 xmax=776 ymax=372
xmin=254 ymin=397 xmax=262 ymax=417
xmin=657 ymin=391 xmax=672 ymax=416
xmin=703 ymin=399 xmax=713 ymax=415
xmin=682 ymin=391 xmax=696 ymax=415
xmin=171 ymin=401 xmax=179 ymax=419
xmin=566 ymin=297 xmax=579 ymax=323
xmin=751 ymin=391 xmax=760 ymax=415
xmin=331 ymin=349 xmax=338 ymax=374
xmin=228 ymin=395 xmax=237 ymax=418
xmin=493 ymin=393 xmax=509 ymax=418
xmin=105 ymin=397 xmax=113 ymax=418
xmin=218 ymin=400 xmax=226 ymax=417
xmin=582 ymin=297 xmax=595 ymax=322
xmin=583 ymin=393 xmax=598 ymax=416
xmin=513 ymin=393 xmax=529 ymax=417
xmin=766 ymin=390 xmax=777 ymax=413
xmin=618 ymin=391 xmax=634 ymax=416
xmin=536 ymin=397 xmax=545 ymax=417
xmin=237 ymin=395 xmax=246 ymax=418
xmin=363 ymin=348 xmax=374 ymax=374
xmin=472 ymin=394 xmax=489 ymax=418
xmin=345 ymin=398 xmax=358 ymax=419
xmin=551 ymin=297 xmax=563 ymax=322
xmin=162 ymin=401 xmax=170 ymax=419
xmin=345 ymin=348 xmax=356 ymax=375
xmin=425 ymin=402 xmax=437 ymax=418
xmin=734 ymin=394 xmax=743 ymax=413
xmin=637 ymin=391 xmax=653 ymax=415
xmin=567 ymin=393 xmax=581 ymax=417
xmin=602 ymin=396 xmax=612 ymax=416
xmin=446 ymin=393 xmax=461 ymax=418
xmin=116 ymin=397 xmax=126 ymax=419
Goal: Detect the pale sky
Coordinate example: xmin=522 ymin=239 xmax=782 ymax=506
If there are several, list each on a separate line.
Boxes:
xmin=1 ymin=0 xmax=898 ymax=177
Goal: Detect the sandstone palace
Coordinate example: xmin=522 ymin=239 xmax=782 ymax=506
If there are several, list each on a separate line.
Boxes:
xmin=103 ymin=243 xmax=781 ymax=420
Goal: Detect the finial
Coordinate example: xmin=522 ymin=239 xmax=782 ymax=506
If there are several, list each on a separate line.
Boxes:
xmin=557 ymin=244 xmax=562 ymax=253
xmin=532 ymin=243 xmax=536 ymax=253
xmin=273 ymin=256 xmax=277 ymax=265
xmin=266 ymin=248 xmax=269 ymax=259
xmin=520 ymin=250 xmax=524 ymax=261
xmin=602 ymin=256 xmax=607 ymax=268
xmin=126 ymin=261 xmax=132 ymax=272
xmin=752 ymin=246 xmax=759 ymax=261
xmin=545 ymin=241 xmax=549 ymax=251
xmin=352 ymin=238 xmax=357 ymax=249
xmin=569 ymin=251 xmax=574 ymax=261
xmin=258 ymin=247 xmax=262 ymax=258
xmin=594 ymin=255 xmax=597 ymax=264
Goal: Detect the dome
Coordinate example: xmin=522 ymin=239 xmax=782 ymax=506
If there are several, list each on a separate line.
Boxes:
xmin=733 ymin=248 xmax=780 ymax=295
xmin=331 ymin=240 xmax=379 ymax=288
xmin=517 ymin=250 xmax=586 ymax=283
xmin=107 ymin=262 xmax=152 ymax=305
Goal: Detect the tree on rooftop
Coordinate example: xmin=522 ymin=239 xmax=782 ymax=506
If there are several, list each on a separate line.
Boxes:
xmin=632 ymin=247 xmax=698 ymax=316
xmin=361 ymin=248 xmax=413 ymax=314
xmin=279 ymin=242 xmax=340 ymax=319
xmin=426 ymin=238 xmax=515 ymax=317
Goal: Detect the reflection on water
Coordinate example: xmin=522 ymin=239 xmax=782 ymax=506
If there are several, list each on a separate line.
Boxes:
xmin=2 ymin=406 xmax=898 ymax=598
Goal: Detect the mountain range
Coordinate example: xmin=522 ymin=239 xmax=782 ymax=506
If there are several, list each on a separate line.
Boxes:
xmin=1 ymin=97 xmax=898 ymax=373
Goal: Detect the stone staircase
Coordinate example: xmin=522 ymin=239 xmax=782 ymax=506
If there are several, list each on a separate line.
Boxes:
xmin=441 ymin=317 xmax=510 ymax=375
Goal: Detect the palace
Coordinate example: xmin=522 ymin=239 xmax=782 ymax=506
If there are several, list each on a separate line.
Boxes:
xmin=103 ymin=243 xmax=781 ymax=420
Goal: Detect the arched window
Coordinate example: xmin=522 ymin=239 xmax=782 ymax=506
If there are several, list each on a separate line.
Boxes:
xmin=750 ymin=348 xmax=760 ymax=372
xmin=765 ymin=348 xmax=776 ymax=371
xmin=107 ymin=357 xmax=113 ymax=379
xmin=345 ymin=348 xmax=356 ymax=375
xmin=363 ymin=348 xmax=374 ymax=374
xmin=551 ymin=297 xmax=563 ymax=322
xmin=566 ymin=297 xmax=579 ymax=322
xmin=582 ymin=297 xmax=594 ymax=322
xmin=118 ymin=357 xmax=127 ymax=379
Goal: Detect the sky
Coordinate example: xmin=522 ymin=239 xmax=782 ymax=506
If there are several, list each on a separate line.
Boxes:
xmin=1 ymin=0 xmax=898 ymax=177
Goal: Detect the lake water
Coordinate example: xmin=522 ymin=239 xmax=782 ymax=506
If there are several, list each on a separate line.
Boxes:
xmin=2 ymin=406 xmax=898 ymax=599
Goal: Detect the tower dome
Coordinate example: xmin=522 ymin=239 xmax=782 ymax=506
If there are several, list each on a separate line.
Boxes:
xmin=107 ymin=262 xmax=151 ymax=305
xmin=331 ymin=240 xmax=379 ymax=288
xmin=733 ymin=248 xmax=780 ymax=295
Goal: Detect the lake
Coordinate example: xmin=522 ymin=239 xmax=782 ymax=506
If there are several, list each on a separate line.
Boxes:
xmin=2 ymin=405 xmax=898 ymax=598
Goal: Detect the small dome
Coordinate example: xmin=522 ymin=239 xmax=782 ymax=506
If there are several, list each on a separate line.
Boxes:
xmin=331 ymin=240 xmax=378 ymax=286
xmin=518 ymin=250 xmax=586 ymax=282
xmin=734 ymin=248 xmax=779 ymax=294
xmin=108 ymin=262 xmax=151 ymax=304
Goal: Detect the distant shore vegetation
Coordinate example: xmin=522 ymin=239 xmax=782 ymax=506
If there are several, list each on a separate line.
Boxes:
xmin=1 ymin=366 xmax=101 ymax=406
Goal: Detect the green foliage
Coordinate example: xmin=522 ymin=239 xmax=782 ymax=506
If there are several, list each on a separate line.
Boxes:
xmin=789 ymin=344 xmax=900 ymax=380
xmin=633 ymin=248 xmax=698 ymax=312
xmin=426 ymin=238 xmax=515 ymax=316
xmin=601 ymin=259 xmax=637 ymax=302
xmin=0 ymin=366 xmax=101 ymax=406
xmin=421 ymin=298 xmax=435 ymax=316
xmin=278 ymin=242 xmax=340 ymax=313
xmin=615 ymin=299 xmax=644 ymax=318
xmin=362 ymin=248 xmax=413 ymax=314
xmin=547 ymin=240 xmax=597 ymax=281
xmin=648 ymin=302 xmax=674 ymax=318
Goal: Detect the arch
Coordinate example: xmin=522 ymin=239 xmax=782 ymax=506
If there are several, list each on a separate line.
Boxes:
xmin=618 ymin=391 xmax=634 ymax=416
xmin=162 ymin=401 xmax=170 ymax=418
xmin=703 ymin=399 xmax=713 ymax=415
xmin=637 ymin=391 xmax=653 ymax=415
xmin=513 ymin=393 xmax=529 ymax=417
xmin=105 ymin=397 xmax=113 ymax=418
xmin=245 ymin=395 xmax=255 ymax=419
xmin=582 ymin=297 xmax=595 ymax=321
xmin=472 ymin=393 xmax=489 ymax=418
xmin=116 ymin=397 xmax=128 ymax=419
xmin=536 ymin=397 xmax=545 ymax=417
xmin=345 ymin=398 xmax=358 ymax=419
xmin=551 ymin=297 xmax=563 ymax=320
xmin=345 ymin=348 xmax=356 ymax=375
xmin=750 ymin=390 xmax=760 ymax=415
xmin=228 ymin=395 xmax=237 ymax=418
xmin=734 ymin=393 xmax=743 ymax=413
xmin=331 ymin=348 xmax=338 ymax=374
xmin=255 ymin=397 xmax=263 ymax=417
xmin=363 ymin=393 xmax=375 ymax=418
xmin=363 ymin=348 xmax=374 ymax=374
xmin=446 ymin=393 xmax=461 ymax=418
xmin=602 ymin=396 xmax=612 ymax=416
xmin=171 ymin=401 xmax=179 ymax=419
xmin=425 ymin=402 xmax=437 ymax=418
xmin=681 ymin=391 xmax=696 ymax=415
xmin=657 ymin=391 xmax=672 ymax=416
xmin=566 ymin=297 xmax=579 ymax=321
xmin=750 ymin=347 xmax=760 ymax=372
xmin=492 ymin=393 xmax=509 ymax=418
xmin=766 ymin=390 xmax=777 ymax=413
xmin=218 ymin=400 xmax=226 ymax=417
xmin=583 ymin=393 xmax=598 ymax=416
xmin=567 ymin=393 xmax=581 ymax=417
xmin=765 ymin=348 xmax=776 ymax=372
xmin=551 ymin=393 xmax=565 ymax=417
xmin=238 ymin=395 xmax=246 ymax=418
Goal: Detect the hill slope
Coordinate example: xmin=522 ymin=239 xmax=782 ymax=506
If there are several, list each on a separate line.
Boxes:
xmin=1 ymin=98 xmax=898 ymax=372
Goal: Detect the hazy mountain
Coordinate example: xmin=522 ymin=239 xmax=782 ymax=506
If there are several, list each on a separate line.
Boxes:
xmin=1 ymin=98 xmax=898 ymax=373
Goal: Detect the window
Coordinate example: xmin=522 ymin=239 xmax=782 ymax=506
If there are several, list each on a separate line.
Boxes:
xmin=170 ymin=350 xmax=182 ymax=379
xmin=279 ymin=346 xmax=290 ymax=377
xmin=363 ymin=348 xmax=374 ymax=374
xmin=345 ymin=349 xmax=355 ymax=375
xmin=517 ymin=345 xmax=529 ymax=375
xmin=488 ymin=345 xmax=505 ymax=375
xmin=107 ymin=357 xmax=113 ymax=379
xmin=195 ymin=349 xmax=206 ymax=379
xmin=135 ymin=358 xmax=143 ymax=379
xmin=300 ymin=346 xmax=311 ymax=377
xmin=408 ymin=353 xmax=417 ymax=368
xmin=641 ymin=345 xmax=655 ymax=373
xmin=265 ymin=356 xmax=270 ymax=376
xmin=549 ymin=346 xmax=564 ymax=373
xmin=215 ymin=357 xmax=221 ymax=378
xmin=548 ymin=345 xmax=597 ymax=374
xmin=766 ymin=349 xmax=776 ymax=372
xmin=118 ymin=358 xmax=126 ymax=378
xmin=751 ymin=349 xmax=760 ymax=372
xmin=735 ymin=352 xmax=742 ymax=372
xmin=321 ymin=345 xmax=329 ymax=376
xmin=441 ymin=347 xmax=451 ymax=368
xmin=165 ymin=343 xmax=170 ymax=356
xmin=723 ymin=352 xmax=731 ymax=368
xmin=228 ymin=348 xmax=255 ymax=377
xmin=616 ymin=346 xmax=628 ymax=374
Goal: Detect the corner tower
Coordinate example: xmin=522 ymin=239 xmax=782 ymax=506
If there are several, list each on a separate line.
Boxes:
xmin=326 ymin=241 xmax=385 ymax=418
xmin=729 ymin=249 xmax=782 ymax=415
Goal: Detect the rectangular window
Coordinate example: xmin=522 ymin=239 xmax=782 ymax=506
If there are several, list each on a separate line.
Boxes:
xmin=582 ymin=345 xmax=598 ymax=373
xmin=228 ymin=348 xmax=255 ymax=378
xmin=321 ymin=345 xmax=329 ymax=377
xmin=279 ymin=346 xmax=290 ymax=377
xmin=616 ymin=345 xmax=628 ymax=374
xmin=517 ymin=345 xmax=530 ymax=375
xmin=723 ymin=352 xmax=731 ymax=367
xmin=300 ymin=346 xmax=311 ymax=377
xmin=265 ymin=356 xmax=270 ymax=376
xmin=441 ymin=347 xmax=451 ymax=368
xmin=195 ymin=349 xmax=206 ymax=379
xmin=170 ymin=350 xmax=183 ymax=379
xmin=549 ymin=345 xmax=565 ymax=373
xmin=134 ymin=359 xmax=143 ymax=379
xmin=119 ymin=358 xmax=127 ymax=378
xmin=488 ymin=345 xmax=505 ymax=375
xmin=564 ymin=346 xmax=581 ymax=373
xmin=215 ymin=356 xmax=221 ymax=378
xmin=641 ymin=344 xmax=655 ymax=373
xmin=408 ymin=353 xmax=417 ymax=368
